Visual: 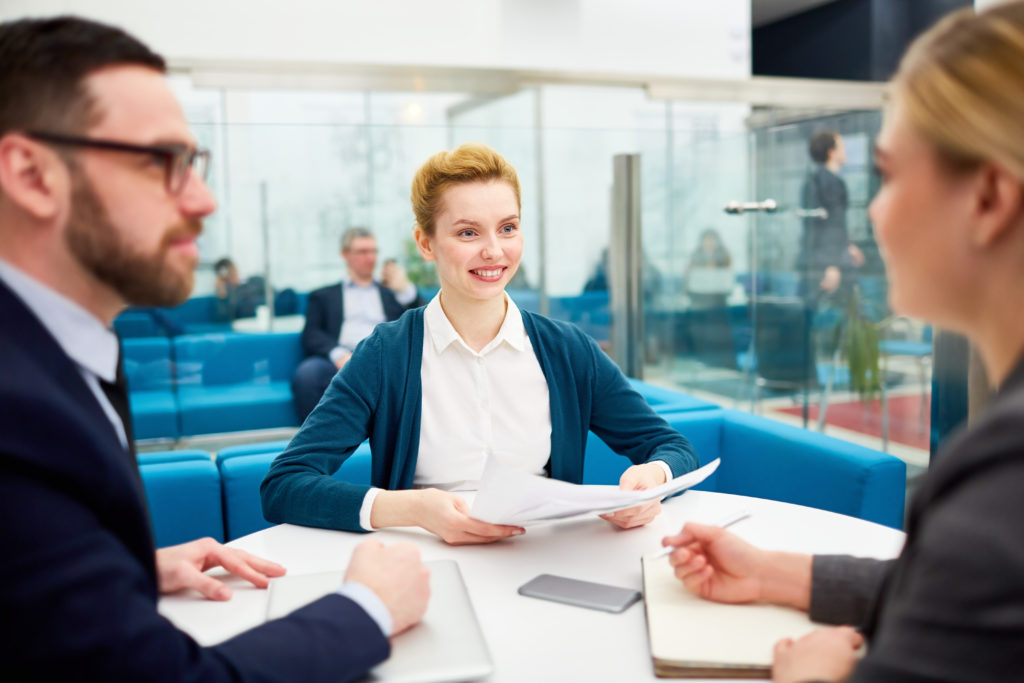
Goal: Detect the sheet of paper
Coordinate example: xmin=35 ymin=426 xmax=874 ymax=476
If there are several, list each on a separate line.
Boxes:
xmin=469 ymin=457 xmax=720 ymax=525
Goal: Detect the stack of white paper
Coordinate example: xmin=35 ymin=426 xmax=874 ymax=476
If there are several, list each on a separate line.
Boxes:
xmin=469 ymin=458 xmax=720 ymax=525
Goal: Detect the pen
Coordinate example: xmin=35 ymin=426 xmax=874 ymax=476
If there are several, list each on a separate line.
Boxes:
xmin=650 ymin=509 xmax=751 ymax=559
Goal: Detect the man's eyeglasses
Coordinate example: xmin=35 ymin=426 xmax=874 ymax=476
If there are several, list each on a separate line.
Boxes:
xmin=26 ymin=131 xmax=210 ymax=195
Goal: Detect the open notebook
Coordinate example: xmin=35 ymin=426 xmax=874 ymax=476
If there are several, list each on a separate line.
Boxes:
xmin=266 ymin=559 xmax=493 ymax=683
xmin=642 ymin=555 xmax=825 ymax=678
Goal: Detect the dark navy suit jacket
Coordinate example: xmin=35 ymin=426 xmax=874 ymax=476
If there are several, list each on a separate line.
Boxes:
xmin=0 ymin=279 xmax=388 ymax=681
xmin=301 ymin=281 xmax=422 ymax=359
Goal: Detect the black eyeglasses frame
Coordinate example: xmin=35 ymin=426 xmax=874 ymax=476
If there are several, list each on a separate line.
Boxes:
xmin=25 ymin=130 xmax=210 ymax=195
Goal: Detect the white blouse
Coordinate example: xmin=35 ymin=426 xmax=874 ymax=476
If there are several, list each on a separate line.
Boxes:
xmin=359 ymin=293 xmax=551 ymax=529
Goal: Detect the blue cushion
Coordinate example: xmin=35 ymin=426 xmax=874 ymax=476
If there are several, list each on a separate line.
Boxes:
xmin=139 ymin=459 xmax=224 ymax=547
xmin=878 ymin=340 xmax=932 ymax=358
xmin=173 ymin=332 xmax=303 ymax=386
xmin=177 ymin=383 xmax=296 ymax=436
xmin=123 ymin=337 xmax=178 ymax=439
xmin=217 ymin=440 xmax=292 ymax=462
xmin=716 ymin=410 xmax=905 ymax=528
xmin=581 ymin=411 xmax=723 ymax=490
xmin=218 ymin=444 xmax=372 ymax=540
xmin=173 ymin=332 xmax=303 ymax=435
xmin=129 ymin=391 xmax=179 ymax=440
xmin=627 ymin=378 xmax=719 ymax=413
xmin=580 ymin=408 xmax=906 ymax=529
xmin=115 ymin=312 xmax=166 ymax=339
xmin=136 ymin=449 xmax=210 ymax=465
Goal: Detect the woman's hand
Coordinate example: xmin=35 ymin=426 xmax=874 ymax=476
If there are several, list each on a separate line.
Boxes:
xmin=414 ymin=489 xmax=524 ymax=545
xmin=662 ymin=522 xmax=813 ymax=610
xmin=662 ymin=522 xmax=766 ymax=603
xmin=371 ymin=489 xmax=523 ymax=544
xmin=600 ymin=462 xmax=666 ymax=529
xmin=772 ymin=626 xmax=863 ymax=683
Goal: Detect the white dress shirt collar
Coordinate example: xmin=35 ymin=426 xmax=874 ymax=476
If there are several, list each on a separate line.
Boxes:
xmin=424 ymin=291 xmax=528 ymax=356
xmin=0 ymin=259 xmax=119 ymax=383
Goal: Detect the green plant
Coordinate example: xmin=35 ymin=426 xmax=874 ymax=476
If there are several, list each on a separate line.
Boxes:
xmin=401 ymin=238 xmax=438 ymax=288
xmin=838 ymin=286 xmax=883 ymax=400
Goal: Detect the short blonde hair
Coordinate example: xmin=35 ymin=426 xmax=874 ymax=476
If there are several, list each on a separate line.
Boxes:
xmin=410 ymin=142 xmax=521 ymax=237
xmin=892 ymin=2 xmax=1024 ymax=181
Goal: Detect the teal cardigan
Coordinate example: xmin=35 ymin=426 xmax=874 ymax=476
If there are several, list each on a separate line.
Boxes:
xmin=261 ymin=307 xmax=697 ymax=532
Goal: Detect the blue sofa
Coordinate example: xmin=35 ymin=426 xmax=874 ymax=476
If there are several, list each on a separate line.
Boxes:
xmin=584 ymin=408 xmax=906 ymax=528
xmin=123 ymin=337 xmax=179 ymax=440
xmin=217 ymin=441 xmax=372 ymax=540
xmin=137 ymin=451 xmax=224 ymax=547
xmin=173 ymin=332 xmax=302 ymax=436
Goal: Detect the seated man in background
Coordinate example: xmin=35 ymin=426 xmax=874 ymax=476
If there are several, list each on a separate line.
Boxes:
xmin=0 ymin=16 xmax=429 ymax=680
xmin=293 ymin=226 xmax=423 ymax=421
xmin=213 ymin=256 xmax=266 ymax=321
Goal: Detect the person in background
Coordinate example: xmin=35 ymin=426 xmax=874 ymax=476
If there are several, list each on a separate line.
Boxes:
xmin=0 ymin=16 xmax=429 ymax=680
xmin=799 ymin=130 xmax=865 ymax=298
xmin=262 ymin=142 xmax=698 ymax=544
xmin=685 ymin=228 xmax=733 ymax=309
xmin=212 ymin=255 xmax=265 ymax=321
xmin=662 ymin=4 xmax=1024 ymax=681
xmin=292 ymin=227 xmax=423 ymax=422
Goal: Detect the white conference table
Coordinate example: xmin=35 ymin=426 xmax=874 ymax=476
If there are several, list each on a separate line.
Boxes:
xmin=159 ymin=491 xmax=905 ymax=682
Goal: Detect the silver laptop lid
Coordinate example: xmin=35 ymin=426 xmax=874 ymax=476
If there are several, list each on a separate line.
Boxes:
xmin=266 ymin=559 xmax=493 ymax=683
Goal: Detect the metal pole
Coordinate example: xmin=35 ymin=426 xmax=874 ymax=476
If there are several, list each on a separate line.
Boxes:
xmin=610 ymin=153 xmax=643 ymax=378
xmin=533 ymin=87 xmax=549 ymax=317
xmin=259 ymin=181 xmax=275 ymax=328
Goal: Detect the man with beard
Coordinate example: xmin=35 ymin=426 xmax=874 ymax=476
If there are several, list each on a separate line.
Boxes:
xmin=0 ymin=16 xmax=430 ymax=681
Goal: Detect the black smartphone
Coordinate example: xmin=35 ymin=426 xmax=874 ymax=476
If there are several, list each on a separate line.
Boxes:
xmin=518 ymin=574 xmax=641 ymax=613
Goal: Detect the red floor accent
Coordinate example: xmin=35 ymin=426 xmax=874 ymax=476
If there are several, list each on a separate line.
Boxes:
xmin=774 ymin=393 xmax=931 ymax=450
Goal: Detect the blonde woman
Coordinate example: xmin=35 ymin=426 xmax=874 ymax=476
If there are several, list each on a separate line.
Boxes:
xmin=262 ymin=143 xmax=698 ymax=544
xmin=662 ymin=4 xmax=1024 ymax=681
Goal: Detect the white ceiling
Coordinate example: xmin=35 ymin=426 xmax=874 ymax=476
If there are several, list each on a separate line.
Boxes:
xmin=752 ymin=0 xmax=841 ymax=27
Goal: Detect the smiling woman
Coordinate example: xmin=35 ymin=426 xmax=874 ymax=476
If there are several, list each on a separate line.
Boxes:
xmin=261 ymin=142 xmax=700 ymax=545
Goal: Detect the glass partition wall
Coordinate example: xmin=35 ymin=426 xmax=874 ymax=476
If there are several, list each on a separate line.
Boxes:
xmin=164 ymin=76 xmax=930 ymax=471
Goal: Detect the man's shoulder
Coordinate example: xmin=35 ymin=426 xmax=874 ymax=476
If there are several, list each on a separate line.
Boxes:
xmin=310 ymin=283 xmax=343 ymax=298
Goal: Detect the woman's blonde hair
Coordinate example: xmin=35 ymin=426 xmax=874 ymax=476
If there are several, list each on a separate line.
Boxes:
xmin=893 ymin=2 xmax=1024 ymax=181
xmin=410 ymin=142 xmax=521 ymax=237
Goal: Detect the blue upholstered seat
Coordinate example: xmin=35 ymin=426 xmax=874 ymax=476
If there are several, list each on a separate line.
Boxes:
xmin=123 ymin=337 xmax=179 ymax=440
xmin=627 ymin=378 xmax=719 ymax=413
xmin=138 ymin=457 xmax=224 ymax=547
xmin=217 ymin=442 xmax=372 ymax=540
xmin=583 ymin=407 xmax=906 ymax=529
xmin=173 ymin=332 xmax=302 ymax=435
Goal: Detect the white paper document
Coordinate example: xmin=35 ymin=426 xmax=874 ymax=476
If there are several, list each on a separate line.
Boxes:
xmin=469 ymin=457 xmax=720 ymax=525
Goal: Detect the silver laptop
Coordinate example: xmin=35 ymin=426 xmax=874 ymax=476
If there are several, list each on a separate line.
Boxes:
xmin=266 ymin=559 xmax=493 ymax=683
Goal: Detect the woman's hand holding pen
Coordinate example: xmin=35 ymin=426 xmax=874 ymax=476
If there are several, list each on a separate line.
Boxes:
xmin=662 ymin=523 xmax=765 ymax=603
xmin=662 ymin=523 xmax=813 ymax=611
xmin=601 ymin=462 xmax=666 ymax=529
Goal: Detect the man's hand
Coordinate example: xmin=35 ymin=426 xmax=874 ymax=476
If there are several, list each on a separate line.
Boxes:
xmin=600 ymin=462 xmax=666 ymax=529
xmin=344 ymin=540 xmax=431 ymax=635
xmin=155 ymin=537 xmax=286 ymax=601
xmin=381 ymin=260 xmax=411 ymax=294
xmin=772 ymin=626 xmax=863 ymax=683
xmin=820 ymin=266 xmax=841 ymax=293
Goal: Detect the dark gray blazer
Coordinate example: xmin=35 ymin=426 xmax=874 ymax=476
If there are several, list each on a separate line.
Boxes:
xmin=810 ymin=358 xmax=1024 ymax=681
xmin=301 ymin=281 xmax=422 ymax=359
